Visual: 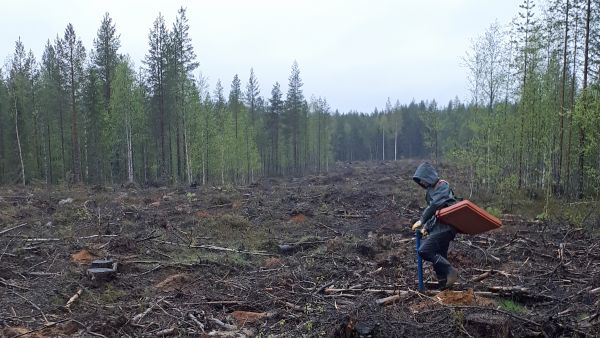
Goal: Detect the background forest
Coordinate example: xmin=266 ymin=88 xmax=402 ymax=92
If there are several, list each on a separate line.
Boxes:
xmin=1 ymin=0 xmax=599 ymax=200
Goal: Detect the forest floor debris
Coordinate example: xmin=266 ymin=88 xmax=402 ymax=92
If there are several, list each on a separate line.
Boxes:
xmin=0 ymin=160 xmax=599 ymax=337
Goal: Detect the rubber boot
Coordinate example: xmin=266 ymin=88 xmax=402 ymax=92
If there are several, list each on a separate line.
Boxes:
xmin=446 ymin=267 xmax=458 ymax=288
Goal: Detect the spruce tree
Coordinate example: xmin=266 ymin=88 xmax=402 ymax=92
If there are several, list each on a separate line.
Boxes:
xmin=144 ymin=13 xmax=170 ymax=180
xmin=267 ymin=82 xmax=282 ymax=175
xmin=58 ymin=24 xmax=86 ymax=183
xmin=93 ymin=12 xmax=120 ymax=113
xmin=284 ymin=61 xmax=305 ymax=174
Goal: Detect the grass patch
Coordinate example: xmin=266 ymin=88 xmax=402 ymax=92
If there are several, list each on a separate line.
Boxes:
xmin=218 ymin=214 xmax=251 ymax=229
xmin=169 ymin=246 xmax=253 ymax=268
xmin=97 ymin=284 xmax=127 ymax=303
xmin=485 ymin=206 xmax=502 ymax=218
xmin=195 ymin=250 xmax=253 ymax=268
xmin=194 ymin=214 xmax=269 ymax=251
xmin=497 ymin=298 xmax=526 ymax=314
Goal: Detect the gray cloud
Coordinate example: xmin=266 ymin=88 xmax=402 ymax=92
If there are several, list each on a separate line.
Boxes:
xmin=1 ymin=0 xmax=520 ymax=112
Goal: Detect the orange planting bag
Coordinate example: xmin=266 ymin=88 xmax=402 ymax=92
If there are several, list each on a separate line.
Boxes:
xmin=436 ymin=200 xmax=502 ymax=235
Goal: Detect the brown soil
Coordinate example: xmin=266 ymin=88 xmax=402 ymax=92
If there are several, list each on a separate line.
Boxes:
xmin=70 ymin=249 xmax=97 ymax=264
xmin=0 ymin=160 xmax=598 ymax=337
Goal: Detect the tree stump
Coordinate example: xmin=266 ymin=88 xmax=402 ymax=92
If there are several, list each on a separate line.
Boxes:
xmin=86 ymin=268 xmax=116 ymax=282
xmin=91 ymin=259 xmax=114 ymax=269
xmin=464 ymin=313 xmax=510 ymax=338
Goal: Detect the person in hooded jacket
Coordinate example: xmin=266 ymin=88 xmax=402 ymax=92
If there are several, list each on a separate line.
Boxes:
xmin=412 ymin=162 xmax=459 ymax=288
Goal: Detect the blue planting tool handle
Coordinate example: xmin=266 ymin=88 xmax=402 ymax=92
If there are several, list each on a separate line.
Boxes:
xmin=416 ymin=230 xmax=424 ymax=291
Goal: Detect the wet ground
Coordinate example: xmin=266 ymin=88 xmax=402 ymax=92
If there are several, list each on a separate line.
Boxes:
xmin=0 ymin=160 xmax=598 ymax=337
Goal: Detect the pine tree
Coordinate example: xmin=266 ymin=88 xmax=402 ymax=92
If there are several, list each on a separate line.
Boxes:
xmin=92 ymin=12 xmax=120 ymax=183
xmin=58 ymin=24 xmax=86 ymax=183
xmin=171 ymin=7 xmax=198 ymax=183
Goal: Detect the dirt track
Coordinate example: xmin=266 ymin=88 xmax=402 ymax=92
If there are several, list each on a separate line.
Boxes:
xmin=0 ymin=160 xmax=599 ymax=337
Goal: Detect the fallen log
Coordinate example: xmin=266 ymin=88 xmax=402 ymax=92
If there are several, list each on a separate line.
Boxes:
xmin=488 ymin=286 xmax=555 ymax=301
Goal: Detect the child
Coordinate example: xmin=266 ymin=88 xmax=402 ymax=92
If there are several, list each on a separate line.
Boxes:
xmin=412 ymin=162 xmax=459 ymax=288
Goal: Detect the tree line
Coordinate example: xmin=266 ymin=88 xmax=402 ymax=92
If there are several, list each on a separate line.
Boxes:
xmin=333 ymin=0 xmax=600 ymax=199
xmin=453 ymin=0 xmax=600 ymax=199
xmin=0 ymin=9 xmax=338 ymax=186
xmin=1 ymin=1 xmax=599 ymax=200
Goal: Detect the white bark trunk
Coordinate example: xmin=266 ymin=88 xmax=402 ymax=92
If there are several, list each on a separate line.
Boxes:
xmin=184 ymin=121 xmax=192 ymax=185
xmin=126 ymin=112 xmax=133 ymax=183
xmin=382 ymin=130 xmax=385 ymax=161
xmin=221 ymin=141 xmax=225 ymax=186
xmin=202 ymin=142 xmax=206 ymax=186
xmin=394 ymin=129 xmax=398 ymax=161
xmin=14 ymin=96 xmax=25 ymax=185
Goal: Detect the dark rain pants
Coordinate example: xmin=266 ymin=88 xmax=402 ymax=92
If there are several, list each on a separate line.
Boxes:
xmin=417 ymin=225 xmax=456 ymax=280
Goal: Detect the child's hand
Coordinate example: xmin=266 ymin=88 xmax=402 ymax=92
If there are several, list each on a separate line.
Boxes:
xmin=411 ymin=220 xmax=422 ymax=231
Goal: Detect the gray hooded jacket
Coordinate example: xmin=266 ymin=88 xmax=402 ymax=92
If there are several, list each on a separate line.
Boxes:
xmin=412 ymin=163 xmax=457 ymax=233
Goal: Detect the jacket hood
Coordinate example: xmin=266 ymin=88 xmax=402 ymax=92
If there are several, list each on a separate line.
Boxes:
xmin=413 ymin=162 xmax=439 ymax=187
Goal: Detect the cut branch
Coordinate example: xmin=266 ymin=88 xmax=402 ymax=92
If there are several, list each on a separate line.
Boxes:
xmin=65 ymin=288 xmax=83 ymax=310
xmin=0 ymin=223 xmax=27 ymax=236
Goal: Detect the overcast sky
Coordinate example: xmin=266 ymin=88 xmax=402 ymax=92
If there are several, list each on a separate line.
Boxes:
xmin=1 ymin=0 xmax=521 ymax=113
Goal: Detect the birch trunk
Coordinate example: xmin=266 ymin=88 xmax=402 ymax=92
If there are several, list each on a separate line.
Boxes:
xmin=382 ymin=129 xmax=385 ymax=161
xmin=14 ymin=96 xmax=25 ymax=185
xmin=184 ymin=118 xmax=191 ymax=185
xmin=126 ymin=112 xmax=133 ymax=183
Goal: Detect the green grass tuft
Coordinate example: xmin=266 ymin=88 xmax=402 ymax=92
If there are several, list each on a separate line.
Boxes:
xmin=497 ymin=298 xmax=526 ymax=314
